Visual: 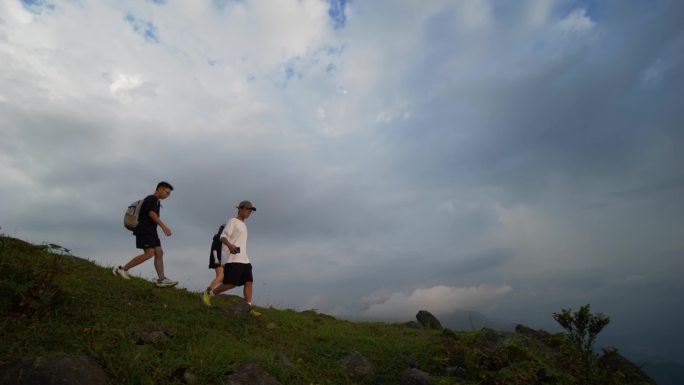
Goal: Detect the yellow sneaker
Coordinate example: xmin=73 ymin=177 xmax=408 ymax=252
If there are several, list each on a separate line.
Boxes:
xmin=202 ymin=289 xmax=212 ymax=307
xmin=249 ymin=308 xmax=261 ymax=317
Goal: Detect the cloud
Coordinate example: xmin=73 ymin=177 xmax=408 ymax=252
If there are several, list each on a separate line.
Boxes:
xmin=361 ymin=285 xmax=513 ymax=320
xmin=523 ymin=0 xmax=553 ymax=29
xmin=558 ymin=8 xmax=594 ymax=33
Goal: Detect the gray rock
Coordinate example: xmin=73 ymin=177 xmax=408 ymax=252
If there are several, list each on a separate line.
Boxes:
xmin=223 ymin=362 xmax=281 ymax=385
xmin=339 ymin=351 xmax=373 ymax=381
xmin=223 ymin=301 xmax=252 ymax=315
xmin=416 ymin=310 xmax=443 ymax=330
xmin=135 ymin=330 xmax=171 ymax=345
xmin=173 ymin=367 xmax=198 ymax=384
xmin=275 ymin=352 xmax=295 ymax=372
xmin=0 ymin=356 xmax=110 ymax=385
xmin=400 ymin=368 xmax=432 ymax=385
xmin=405 ymin=321 xmax=422 ymax=329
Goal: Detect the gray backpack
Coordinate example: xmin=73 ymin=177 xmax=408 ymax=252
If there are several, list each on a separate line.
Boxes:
xmin=124 ymin=199 xmax=143 ymax=231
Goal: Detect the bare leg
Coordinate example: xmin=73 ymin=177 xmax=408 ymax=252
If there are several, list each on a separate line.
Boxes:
xmin=123 ymin=248 xmax=155 ymax=271
xmin=152 ymin=246 xmax=165 ymax=279
xmin=243 ymin=281 xmax=253 ymax=304
xmin=209 ymin=267 xmax=224 ymax=289
xmin=212 ymin=283 xmax=236 ymax=295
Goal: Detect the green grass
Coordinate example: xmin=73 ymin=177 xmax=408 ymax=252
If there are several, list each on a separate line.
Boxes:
xmin=0 ymin=235 xmax=657 ymax=385
xmin=0 ymin=236 xmax=445 ymax=384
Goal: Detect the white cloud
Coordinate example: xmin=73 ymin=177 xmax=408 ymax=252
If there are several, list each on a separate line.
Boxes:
xmin=109 ymin=73 xmax=142 ymax=93
xmin=0 ymin=0 xmax=34 ymax=24
xmin=558 ymin=8 xmax=595 ymax=33
xmin=361 ymin=285 xmax=513 ymax=320
xmin=523 ymin=0 xmax=553 ymax=29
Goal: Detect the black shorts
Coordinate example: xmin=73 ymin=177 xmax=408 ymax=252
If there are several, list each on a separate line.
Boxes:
xmin=222 ymin=263 xmax=253 ymax=286
xmin=208 ymin=250 xmax=222 ymax=269
xmin=135 ymin=234 xmax=161 ymax=250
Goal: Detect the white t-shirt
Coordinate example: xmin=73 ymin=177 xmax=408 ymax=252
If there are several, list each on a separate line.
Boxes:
xmin=219 ymin=218 xmax=249 ymax=264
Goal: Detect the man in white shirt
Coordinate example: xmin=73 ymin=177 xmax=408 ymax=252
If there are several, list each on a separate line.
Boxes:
xmin=202 ymin=200 xmax=260 ymax=315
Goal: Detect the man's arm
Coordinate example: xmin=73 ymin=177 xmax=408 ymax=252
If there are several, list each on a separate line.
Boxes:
xmin=220 ymin=235 xmax=239 ymax=254
xmin=219 ymin=223 xmax=239 ymax=254
xmin=149 ymin=211 xmax=172 ymax=236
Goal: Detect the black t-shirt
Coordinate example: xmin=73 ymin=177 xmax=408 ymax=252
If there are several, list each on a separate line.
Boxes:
xmin=210 ymin=224 xmax=225 ymax=259
xmin=133 ymin=195 xmax=160 ymax=236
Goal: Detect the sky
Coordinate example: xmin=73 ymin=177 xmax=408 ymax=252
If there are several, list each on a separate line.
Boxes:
xmin=1 ymin=0 xmax=683 ymax=363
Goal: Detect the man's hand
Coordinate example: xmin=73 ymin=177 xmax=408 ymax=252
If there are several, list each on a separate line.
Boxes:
xmin=150 ymin=211 xmax=172 ymax=236
xmin=228 ymin=243 xmax=238 ymax=254
xmin=161 ymin=225 xmax=172 ymax=237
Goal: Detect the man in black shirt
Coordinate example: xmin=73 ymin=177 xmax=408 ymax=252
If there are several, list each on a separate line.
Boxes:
xmin=113 ymin=181 xmax=178 ymax=288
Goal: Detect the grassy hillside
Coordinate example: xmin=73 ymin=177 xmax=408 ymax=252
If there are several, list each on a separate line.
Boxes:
xmin=0 ymin=235 xmax=656 ymax=385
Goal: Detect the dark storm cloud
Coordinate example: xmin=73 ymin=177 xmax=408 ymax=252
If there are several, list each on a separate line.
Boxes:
xmin=384 ymin=1 xmax=684 ymax=204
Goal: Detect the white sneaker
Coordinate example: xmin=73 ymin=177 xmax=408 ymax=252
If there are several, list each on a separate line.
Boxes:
xmin=112 ymin=266 xmax=131 ymax=280
xmin=155 ymin=277 xmax=178 ymax=288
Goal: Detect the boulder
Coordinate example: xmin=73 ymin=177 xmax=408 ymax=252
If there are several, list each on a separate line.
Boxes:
xmin=400 ymin=368 xmax=432 ymax=385
xmin=339 ymin=351 xmax=373 ymax=381
xmin=223 ymin=301 xmax=252 ymax=315
xmin=275 ymin=352 xmax=295 ymax=372
xmin=416 ymin=310 xmax=442 ymax=330
xmin=223 ymin=362 xmax=281 ymax=385
xmin=0 ymin=356 xmax=110 ymax=385
xmin=135 ymin=330 xmax=171 ymax=345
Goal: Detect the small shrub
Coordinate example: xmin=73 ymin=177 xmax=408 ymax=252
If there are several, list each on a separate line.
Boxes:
xmin=553 ymin=304 xmax=610 ymax=385
xmin=553 ymin=304 xmax=610 ymax=353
